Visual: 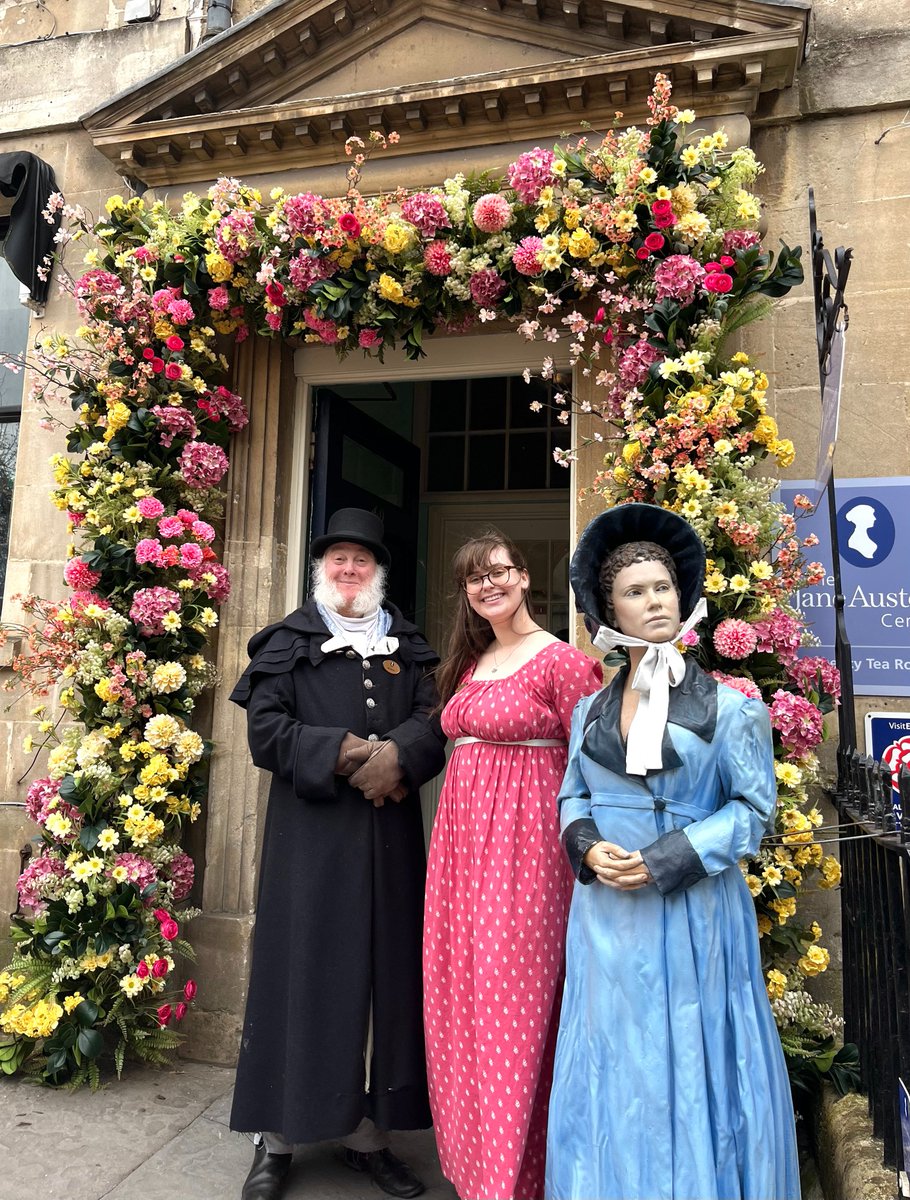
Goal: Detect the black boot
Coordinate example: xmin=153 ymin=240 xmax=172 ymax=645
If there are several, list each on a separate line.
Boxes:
xmin=241 ymin=1142 xmax=292 ymax=1200
xmin=343 ymin=1148 xmax=425 ymax=1198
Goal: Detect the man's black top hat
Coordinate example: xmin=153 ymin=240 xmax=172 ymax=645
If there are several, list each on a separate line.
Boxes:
xmin=570 ymin=502 xmax=706 ymax=628
xmin=310 ymin=507 xmax=391 ymax=566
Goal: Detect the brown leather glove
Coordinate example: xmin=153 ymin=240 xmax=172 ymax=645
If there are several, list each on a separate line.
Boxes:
xmin=348 ymin=740 xmax=404 ymax=803
xmin=335 ymin=733 xmax=370 ymax=776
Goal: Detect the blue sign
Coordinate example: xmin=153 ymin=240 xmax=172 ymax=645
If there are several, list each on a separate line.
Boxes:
xmin=863 ymin=712 xmax=910 ymax=823
xmin=780 ymin=479 xmax=910 ymax=697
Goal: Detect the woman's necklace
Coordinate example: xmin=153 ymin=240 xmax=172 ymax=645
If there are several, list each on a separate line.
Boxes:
xmin=489 ymin=628 xmax=541 ymax=674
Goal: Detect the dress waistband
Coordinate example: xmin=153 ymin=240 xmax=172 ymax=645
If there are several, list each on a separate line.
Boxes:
xmin=453 ymin=737 xmax=567 ymax=748
xmin=590 ymin=793 xmax=708 ymax=821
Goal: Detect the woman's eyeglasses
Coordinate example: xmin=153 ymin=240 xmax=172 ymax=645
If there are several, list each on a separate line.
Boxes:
xmin=463 ymin=565 xmax=520 ymax=594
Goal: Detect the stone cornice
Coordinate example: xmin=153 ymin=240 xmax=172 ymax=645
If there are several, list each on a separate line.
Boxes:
xmin=88 ymin=29 xmax=804 ymax=187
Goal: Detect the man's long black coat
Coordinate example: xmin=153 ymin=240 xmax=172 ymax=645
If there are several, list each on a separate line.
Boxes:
xmin=228 ymin=600 xmax=446 ymax=1142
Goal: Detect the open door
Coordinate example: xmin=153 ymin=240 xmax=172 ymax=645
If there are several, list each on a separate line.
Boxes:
xmin=310 ymin=389 xmax=420 ymax=618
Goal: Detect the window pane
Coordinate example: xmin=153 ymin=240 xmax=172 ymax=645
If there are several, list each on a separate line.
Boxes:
xmin=467 ymin=433 xmax=505 ymax=490
xmin=426 ymin=435 xmax=465 ymax=491
xmin=511 ymin=378 xmax=550 ymax=428
xmin=429 ymin=380 xmax=467 ymax=432
xmin=468 ymin=378 xmax=507 ymax=430
xmin=548 ymin=432 xmax=571 ymax=488
xmin=341 ymin=436 xmax=404 ymax=506
xmin=508 ymin=431 xmax=548 ymax=489
xmin=0 ymin=419 xmax=19 ymax=597
xmin=0 ymin=261 xmax=29 ymax=409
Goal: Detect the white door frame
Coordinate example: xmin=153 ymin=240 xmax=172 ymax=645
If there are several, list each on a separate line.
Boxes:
xmin=289 ymin=332 xmax=576 ymax=614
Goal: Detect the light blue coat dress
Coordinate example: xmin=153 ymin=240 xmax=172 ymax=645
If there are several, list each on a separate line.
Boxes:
xmin=545 ymin=660 xmax=800 ymax=1200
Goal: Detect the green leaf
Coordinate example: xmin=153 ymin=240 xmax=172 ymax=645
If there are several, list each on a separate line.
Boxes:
xmin=75 ymin=999 xmax=99 ymax=1027
xmin=79 ymin=823 xmax=105 ymax=852
xmin=76 ymin=1028 xmax=105 ymax=1060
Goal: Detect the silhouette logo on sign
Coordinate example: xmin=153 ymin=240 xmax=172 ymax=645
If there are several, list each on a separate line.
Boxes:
xmin=837 ymin=496 xmax=895 ymax=568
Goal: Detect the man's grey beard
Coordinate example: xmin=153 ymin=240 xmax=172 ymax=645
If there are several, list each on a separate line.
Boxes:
xmin=310 ymin=558 xmax=388 ymax=616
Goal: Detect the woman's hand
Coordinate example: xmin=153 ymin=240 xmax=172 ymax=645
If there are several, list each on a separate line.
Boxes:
xmin=583 ymin=841 xmax=653 ymax=890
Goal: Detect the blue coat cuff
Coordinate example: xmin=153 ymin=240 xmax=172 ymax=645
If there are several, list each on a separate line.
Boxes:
xmin=640 ymin=829 xmax=708 ymax=896
xmin=562 ymin=818 xmax=603 ymax=884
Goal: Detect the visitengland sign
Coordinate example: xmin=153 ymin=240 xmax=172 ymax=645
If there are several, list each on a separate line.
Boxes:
xmin=779 ymin=478 xmax=910 ymax=697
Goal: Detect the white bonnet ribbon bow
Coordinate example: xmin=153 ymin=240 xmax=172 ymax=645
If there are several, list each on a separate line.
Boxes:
xmin=592 ymin=597 xmax=708 ymax=775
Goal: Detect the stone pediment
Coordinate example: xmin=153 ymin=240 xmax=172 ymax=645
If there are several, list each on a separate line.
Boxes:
xmin=83 ymin=0 xmax=809 ymax=188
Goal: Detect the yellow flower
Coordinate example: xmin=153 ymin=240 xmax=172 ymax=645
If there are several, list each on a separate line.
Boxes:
xmin=382 ymin=223 xmax=413 ymax=255
xmin=729 ymin=574 xmax=750 ymax=593
xmin=378 ymin=273 xmax=404 ymax=304
xmin=704 ymin=571 xmax=726 ymax=594
xmin=680 ymin=146 xmax=700 ymax=169
xmin=749 ymin=560 xmax=773 ymax=580
xmin=744 ymin=874 xmax=763 ymax=897
xmin=613 ymin=209 xmax=638 ymax=232
xmin=713 ymin=439 xmax=733 ymax=456
xmin=774 ymin=762 xmax=803 ymax=788
xmin=97 ymin=828 xmax=120 ymax=850
xmin=772 ymin=438 xmax=796 ymax=468
xmin=762 ymin=865 xmax=783 ymax=886
xmin=766 ymin=968 xmax=787 ymax=1000
xmin=798 ymin=944 xmax=830 ymax=976
xmin=120 ymin=974 xmax=144 ymax=996
xmin=162 ymin=611 xmax=182 ymax=632
xmin=567 ymin=229 xmax=597 ymax=259
xmin=676 ymin=109 xmax=696 ymax=125
xmin=63 ymin=992 xmax=85 ymax=1014
xmin=819 ymin=856 xmax=841 ymax=888
xmin=639 ymin=167 xmax=658 ymax=185
xmin=757 ymin=914 xmax=772 ymax=938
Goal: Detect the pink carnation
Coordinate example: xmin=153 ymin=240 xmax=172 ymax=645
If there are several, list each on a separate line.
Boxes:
xmin=129 ymin=586 xmax=182 ymax=637
xmin=168 ymin=298 xmax=195 ymax=326
xmin=358 ymin=329 xmax=382 ymax=349
xmin=423 ymin=241 xmax=452 ymax=276
xmin=472 ymin=194 xmax=512 ymax=233
xmin=179 ymin=441 xmax=230 ymax=489
xmin=179 ymin=543 xmax=203 ymax=569
xmin=710 ymin=671 xmax=763 ymax=701
xmin=507 ymin=148 xmax=556 ymax=204
xmin=469 ymin=268 xmax=508 ymax=308
xmin=63 ymin=558 xmax=102 ymax=591
xmin=191 ymin=520 xmax=216 ymax=544
xmin=177 ymin=509 xmax=199 ymax=526
xmin=207 ymin=286 xmax=230 ymax=311
xmin=713 ymin=618 xmax=759 ymax=660
xmin=653 ymin=255 xmax=706 ymax=303
xmin=400 ymin=192 xmax=451 ymax=238
xmin=158 ymin=516 xmax=185 ymax=540
xmin=136 ymin=497 xmax=165 ymax=520
xmin=769 ymin=688 xmax=824 ymax=757
xmin=135 ymin=538 xmax=165 ymax=567
xmin=512 ymin=236 xmax=544 ymax=276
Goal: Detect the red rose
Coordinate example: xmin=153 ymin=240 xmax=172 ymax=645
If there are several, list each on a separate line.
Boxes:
xmin=152 ymin=958 xmax=169 ymax=978
xmin=339 ymin=212 xmax=362 ymax=238
xmin=651 ymin=200 xmax=673 ymax=218
xmin=719 ymin=255 xmax=735 ymax=267
xmin=164 ymin=363 xmax=182 ymax=381
xmin=151 ymin=357 xmax=165 ymax=374
xmin=643 ymin=233 xmax=665 ymax=252
xmin=652 ymin=211 xmax=676 ymax=229
xmin=166 ymin=335 xmax=185 ymax=351
xmin=136 ymin=961 xmax=149 ymax=978
xmin=265 ymin=282 xmax=287 ymax=308
xmin=160 ymin=919 xmax=179 ymax=940
xmin=703 ymin=261 xmax=722 ymax=273
xmin=635 ymin=247 xmax=650 ymax=260
xmin=175 ymin=1002 xmax=188 ymax=1021
xmin=184 ymin=979 xmax=197 ymax=1001
xmin=156 ymin=1004 xmax=172 ymax=1026
xmin=704 ymin=272 xmax=733 ymax=293
xmin=142 ymin=348 xmax=155 ymax=360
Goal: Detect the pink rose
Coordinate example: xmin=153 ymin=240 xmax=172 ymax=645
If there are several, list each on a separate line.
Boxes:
xmin=136 ymin=961 xmax=150 ymax=979
xmin=165 ymin=335 xmax=184 ymax=351
xmin=643 ymin=233 xmax=665 ymax=252
xmin=165 ymin=363 xmax=182 ymax=381
xmin=175 ymin=1002 xmax=188 ymax=1021
xmin=704 ymin=272 xmax=733 ymax=294
xmin=160 ymin=919 xmax=179 ymax=941
xmin=152 ymin=958 xmax=169 ymax=978
xmin=184 ymin=979 xmax=197 ymax=1001
xmin=142 ymin=348 xmax=155 ymax=361
xmin=635 ymin=247 xmax=650 ymax=260
xmin=156 ymin=1004 xmax=172 ymax=1026
xmin=338 ymin=212 xmax=361 ymax=238
xmin=153 ymin=908 xmax=169 ymax=922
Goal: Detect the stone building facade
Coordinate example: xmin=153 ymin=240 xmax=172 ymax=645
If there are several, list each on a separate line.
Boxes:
xmin=0 ymin=0 xmax=907 ymax=1061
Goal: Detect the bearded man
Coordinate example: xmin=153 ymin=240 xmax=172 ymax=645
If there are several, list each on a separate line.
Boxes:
xmin=229 ymin=508 xmax=446 ymax=1200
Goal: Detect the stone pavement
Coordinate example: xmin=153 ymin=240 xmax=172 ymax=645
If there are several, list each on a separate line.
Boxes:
xmin=0 ymin=1061 xmax=458 ymax=1200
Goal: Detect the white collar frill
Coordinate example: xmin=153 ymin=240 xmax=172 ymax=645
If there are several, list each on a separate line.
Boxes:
xmin=591 ymin=598 xmax=708 ymax=776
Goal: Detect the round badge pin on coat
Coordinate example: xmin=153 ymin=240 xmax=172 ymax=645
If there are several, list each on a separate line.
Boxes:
xmin=383 ymin=660 xmax=401 ymax=674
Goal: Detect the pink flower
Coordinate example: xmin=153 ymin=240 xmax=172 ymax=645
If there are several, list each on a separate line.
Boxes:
xmin=135 ymin=538 xmax=165 ymax=567
xmin=175 ymin=1002 xmax=188 ymax=1021
xmin=635 ymin=247 xmax=650 ymax=261
xmin=17 ymin=854 xmax=67 ymax=912
xmin=63 ymin=558 xmax=102 ymax=591
xmin=160 ymin=919 xmax=179 ymax=941
xmin=710 ymin=671 xmax=763 ymax=701
xmin=142 ymin=347 xmax=155 ymax=361
xmin=158 ymin=516 xmax=185 ymax=539
xmin=164 ymin=362 xmax=183 ymax=381
xmin=191 ymin=520 xmax=215 ymax=544
xmin=472 ymin=194 xmax=512 ymax=233
xmin=179 ymin=543 xmax=203 ymax=569
xmin=512 ymin=236 xmax=544 ymax=276
xmin=713 ymin=618 xmax=758 ymax=660
xmin=196 ymin=385 xmax=248 ymax=432
xmin=177 ymin=509 xmax=199 ymax=526
xmin=338 ymin=212 xmax=361 ymax=239
xmin=400 ymin=192 xmax=451 ymax=238
xmin=769 ymin=688 xmax=824 ymax=757
xmin=168 ymin=298 xmax=195 ymax=326
xmin=752 ymin=609 xmax=801 ymax=666
xmin=112 ymin=853 xmax=158 ymax=894
xmin=650 ymin=200 xmax=676 ymax=229
xmin=165 ymin=335 xmax=184 ymax=351
xmin=265 ymin=310 xmax=283 ymax=331
xmin=136 ymin=497 xmax=165 ymax=520
xmin=136 ymin=961 xmax=150 ymax=979
xmin=150 ymin=357 xmax=165 ymax=374
xmin=25 ymin=778 xmax=62 ymax=824
xmin=423 ymin=241 xmax=452 ymax=276
xmin=156 ymin=1004 xmax=172 ymax=1027
xmin=469 ymin=268 xmax=508 ymax=308
xmin=507 ymin=148 xmax=556 ymax=204
xmin=643 ymin=233 xmax=666 ymax=252
xmin=722 ymin=229 xmax=761 ymax=254
xmin=152 ymin=908 xmax=169 ymax=923
xmin=184 ymin=978 xmax=197 ymax=1001
xmin=129 ymin=586 xmax=182 ymax=637
xmin=618 ymin=339 xmax=663 ymax=386
xmin=265 ymin=281 xmax=286 ymax=308
xmin=208 ymin=286 xmax=230 ymax=311
xmin=282 ymin=193 xmax=326 ymax=237
xmin=787 ymin=656 xmax=841 ymax=703
xmin=358 ymin=329 xmax=382 ymax=349
xmin=653 ymin=255 xmax=705 ymax=303
xmin=704 ymin=272 xmax=733 ymax=294
xmin=179 ymin=441 xmax=230 ymax=489
xmin=152 ymin=958 xmax=169 ymax=978
xmin=680 ymin=628 xmax=699 ymax=647
xmin=151 ymin=406 xmax=198 ymax=449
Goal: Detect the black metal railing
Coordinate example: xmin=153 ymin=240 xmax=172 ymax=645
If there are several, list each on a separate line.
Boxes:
xmin=832 ymin=748 xmax=910 ymax=1171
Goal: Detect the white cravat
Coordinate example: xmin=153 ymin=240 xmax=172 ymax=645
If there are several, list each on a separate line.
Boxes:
xmin=318 ymin=606 xmax=399 ymax=659
xmin=592 ymin=598 xmax=707 ymax=775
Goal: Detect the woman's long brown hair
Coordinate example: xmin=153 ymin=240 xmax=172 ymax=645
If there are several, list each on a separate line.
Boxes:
xmin=434 ymin=530 xmax=533 ymax=707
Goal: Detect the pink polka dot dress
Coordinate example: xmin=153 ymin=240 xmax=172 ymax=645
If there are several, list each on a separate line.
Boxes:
xmin=424 ymin=642 xmax=602 ymax=1200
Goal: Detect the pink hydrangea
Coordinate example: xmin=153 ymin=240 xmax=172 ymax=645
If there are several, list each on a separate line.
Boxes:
xmin=214 ymin=210 xmax=256 ymax=264
xmin=282 ymin=193 xmax=327 ymax=237
xmin=400 ymin=193 xmax=451 ymax=238
xmin=25 ymin=778 xmax=62 ymax=824
xmin=288 ymin=250 xmax=335 ymax=293
xmin=512 ymin=236 xmax=544 ymax=276
xmin=710 ymin=671 xmax=763 ymax=701
xmin=158 ymin=516 xmax=185 ymax=540
xmin=752 ymin=609 xmax=802 ymax=666
xmin=472 ymin=194 xmax=512 ymax=233
xmin=207 ymin=286 xmax=230 ymax=311
xmin=653 ymin=255 xmax=706 ymax=303
xmin=618 ymin=339 xmax=664 ymax=386
xmin=111 ymin=852 xmax=158 ymax=896
xmin=787 ymin=656 xmax=841 ymax=703
xmin=196 ymin=385 xmax=248 ymax=432
xmin=189 ymin=560 xmax=231 ymax=602
xmin=302 ymin=308 xmax=340 ymax=345
xmin=179 ymin=543 xmax=203 ymax=569
xmin=191 ymin=520 xmax=216 ymax=544
xmin=723 ymin=229 xmax=762 ymax=254
xmin=469 ymin=268 xmax=508 ymax=308
xmin=63 ymin=558 xmax=102 ymax=591
xmin=129 ymin=587 xmax=182 ymax=637
xmin=769 ymin=688 xmax=824 ymax=757
xmin=713 ymin=618 xmax=759 ymax=660
xmin=135 ymin=538 xmax=165 ymax=567
xmin=164 ymin=851 xmax=195 ymax=903
xmin=179 ymin=441 xmax=230 ymax=489
xmin=17 ymin=854 xmax=67 ymax=912
xmin=423 ymin=241 xmax=452 ymax=276
xmin=136 ymin=497 xmax=165 ymax=520
xmin=507 ymin=148 xmax=557 ymax=204
xmin=151 ymin=405 xmax=199 ymax=449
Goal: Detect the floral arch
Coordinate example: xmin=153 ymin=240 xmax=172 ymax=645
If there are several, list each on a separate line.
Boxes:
xmin=0 ymin=76 xmax=849 ymax=1092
